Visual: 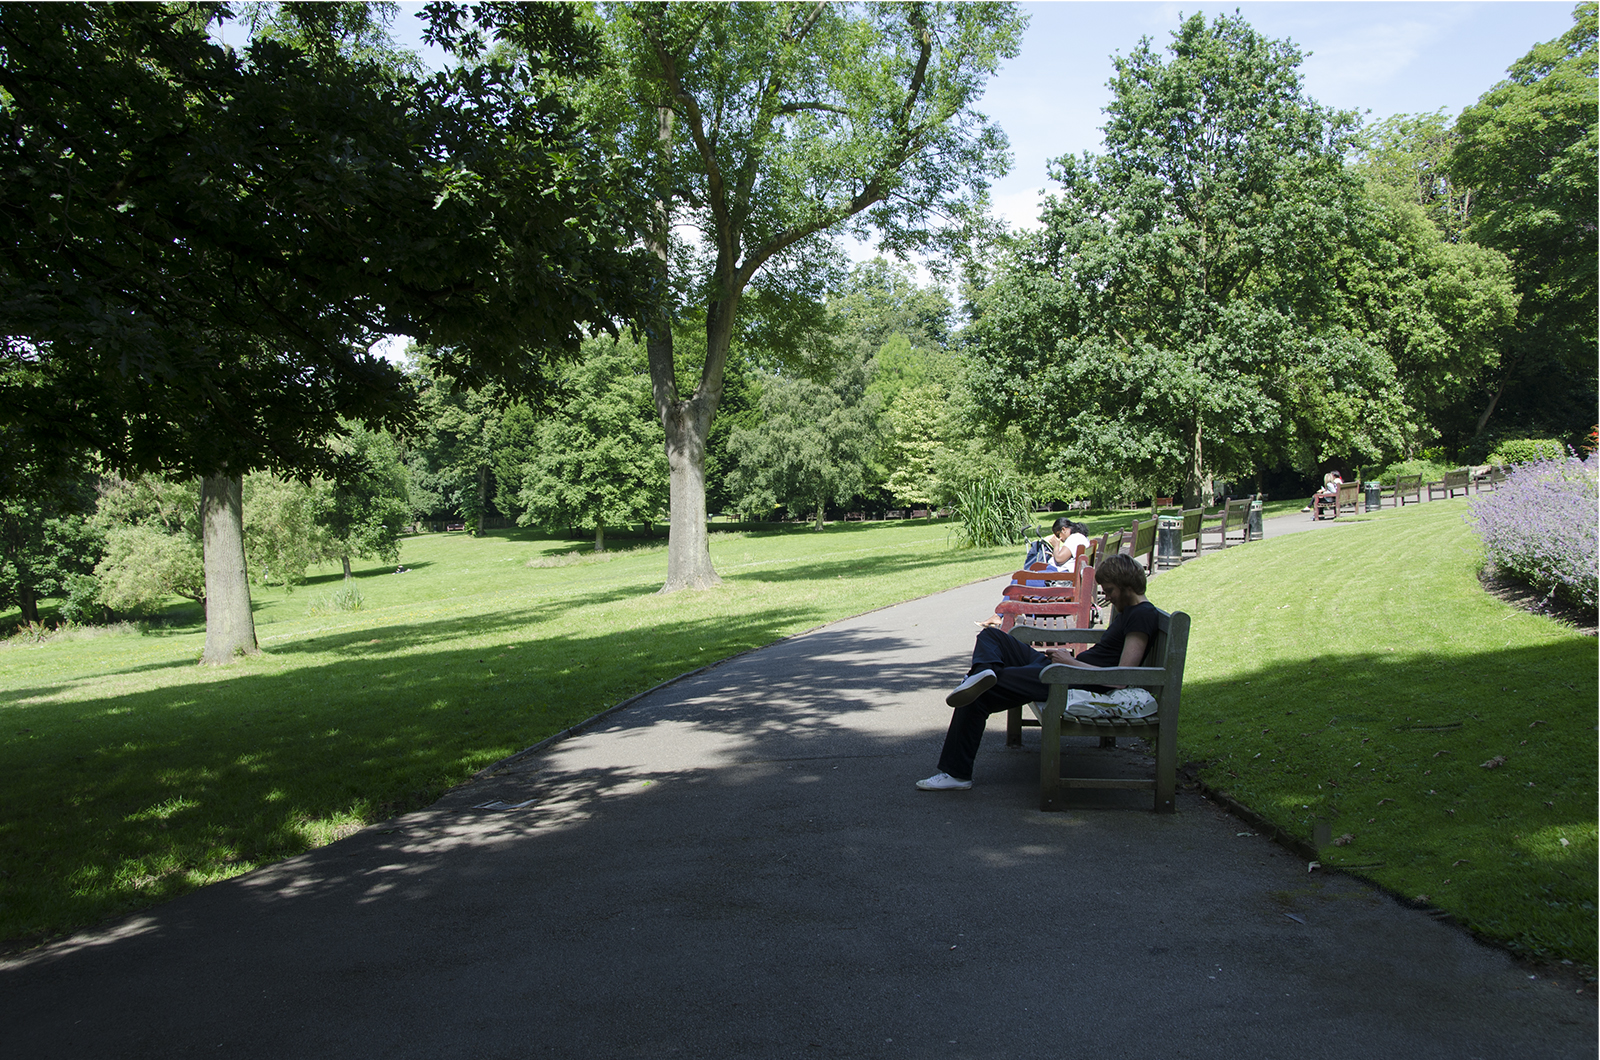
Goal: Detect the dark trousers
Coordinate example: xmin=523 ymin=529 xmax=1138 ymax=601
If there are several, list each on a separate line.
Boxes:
xmin=936 ymin=628 xmax=1052 ymax=781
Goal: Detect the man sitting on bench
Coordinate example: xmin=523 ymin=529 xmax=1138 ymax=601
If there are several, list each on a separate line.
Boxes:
xmin=916 ymin=553 xmax=1160 ymax=791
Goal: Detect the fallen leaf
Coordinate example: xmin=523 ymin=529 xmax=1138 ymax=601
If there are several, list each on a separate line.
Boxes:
xmin=1529 ymin=720 xmax=1546 ymax=727
xmin=1481 ymin=756 xmax=1506 ymax=769
xmin=1422 ymin=769 xmax=1431 ymax=775
xmin=1432 ymin=750 xmax=1449 ymax=758
xmin=1415 ymin=894 xmax=1430 ymax=903
xmin=1377 ymin=798 xmax=1393 ymax=805
xmin=1333 ymin=834 xmax=1354 ymax=846
xmin=1283 ymin=913 xmax=1305 ymax=924
xmin=1560 ymin=838 xmax=1570 ymax=848
xmin=1452 ymin=859 xmax=1469 ymax=866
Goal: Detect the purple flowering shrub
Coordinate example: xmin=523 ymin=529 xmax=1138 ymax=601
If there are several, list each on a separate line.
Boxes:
xmin=1470 ymin=453 xmax=1598 ymax=609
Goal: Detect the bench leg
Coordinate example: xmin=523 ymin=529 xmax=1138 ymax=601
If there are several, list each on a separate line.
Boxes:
xmin=1006 ymin=705 xmax=1022 ymax=748
xmin=1153 ymin=715 xmax=1179 ymax=814
xmin=1039 ymin=708 xmax=1062 ymax=811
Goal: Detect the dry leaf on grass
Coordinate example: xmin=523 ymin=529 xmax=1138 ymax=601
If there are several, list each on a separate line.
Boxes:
xmin=1333 ymin=834 xmax=1354 ymax=846
xmin=1481 ymin=755 xmax=1506 ymax=769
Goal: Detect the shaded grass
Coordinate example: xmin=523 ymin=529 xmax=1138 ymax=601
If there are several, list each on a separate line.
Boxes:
xmin=0 ymin=522 xmax=1016 ymax=947
xmin=1151 ymin=501 xmax=1597 ymax=965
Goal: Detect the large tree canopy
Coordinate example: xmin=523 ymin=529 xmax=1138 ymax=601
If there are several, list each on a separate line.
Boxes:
xmin=1449 ymin=1 xmax=1598 ymax=446
xmin=0 ymin=1 xmax=641 ymax=481
xmin=0 ymin=2 xmax=642 ymax=659
xmin=567 ymin=0 xmax=1023 ymax=590
xmin=966 ymin=12 xmax=1402 ymax=504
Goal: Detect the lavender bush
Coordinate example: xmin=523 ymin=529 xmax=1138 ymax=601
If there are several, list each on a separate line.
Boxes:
xmin=1470 ymin=453 xmax=1599 ymax=610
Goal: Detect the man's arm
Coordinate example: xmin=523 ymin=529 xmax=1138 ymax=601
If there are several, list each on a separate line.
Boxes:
xmin=1042 ymin=634 xmax=1147 ymax=668
xmin=1040 ymin=633 xmax=1148 ymax=688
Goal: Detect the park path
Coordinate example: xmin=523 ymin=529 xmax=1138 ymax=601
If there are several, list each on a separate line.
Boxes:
xmin=4 ymin=499 xmax=1593 ymax=1060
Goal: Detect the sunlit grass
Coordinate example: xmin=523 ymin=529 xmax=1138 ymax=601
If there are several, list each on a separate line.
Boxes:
xmin=1151 ymin=500 xmax=1598 ymax=965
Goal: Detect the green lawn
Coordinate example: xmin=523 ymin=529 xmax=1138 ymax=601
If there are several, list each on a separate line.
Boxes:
xmin=4 ymin=504 xmax=1593 ymax=967
xmin=1152 ymin=501 xmax=1598 ymax=965
xmin=0 ymin=520 xmax=1017 ymax=947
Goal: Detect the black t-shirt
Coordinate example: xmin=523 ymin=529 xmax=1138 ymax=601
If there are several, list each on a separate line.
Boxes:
xmin=1076 ymin=600 xmax=1159 ymax=679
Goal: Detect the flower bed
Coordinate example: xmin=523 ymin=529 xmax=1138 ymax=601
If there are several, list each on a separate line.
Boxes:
xmin=1470 ymin=453 xmax=1599 ymax=610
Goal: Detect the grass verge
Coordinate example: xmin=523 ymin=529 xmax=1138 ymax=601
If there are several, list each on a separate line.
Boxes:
xmin=0 ymin=520 xmax=1015 ymax=947
xmin=1151 ymin=501 xmax=1597 ymax=966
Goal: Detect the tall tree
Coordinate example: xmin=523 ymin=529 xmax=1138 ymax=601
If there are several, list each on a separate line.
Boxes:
xmin=965 ymin=12 xmax=1401 ymax=504
xmin=0 ymin=446 xmax=102 ymax=626
xmin=573 ymin=1 xmax=1022 ymax=588
xmin=725 ymin=353 xmax=880 ymax=529
xmin=1359 ymin=110 xmax=1474 ymax=242
xmin=1449 ymin=2 xmax=1598 ymax=445
xmin=0 ymin=3 xmax=641 ymax=660
xmin=511 ymin=338 xmax=668 ymax=550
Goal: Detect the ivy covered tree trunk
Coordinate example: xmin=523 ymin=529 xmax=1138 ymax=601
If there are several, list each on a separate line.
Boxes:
xmin=594 ymin=521 xmax=605 ymax=552
xmin=200 ymin=472 xmax=258 ymax=664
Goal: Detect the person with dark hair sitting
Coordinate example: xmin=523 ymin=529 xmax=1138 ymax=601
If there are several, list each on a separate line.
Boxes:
xmin=918 ymin=553 xmax=1159 ymax=791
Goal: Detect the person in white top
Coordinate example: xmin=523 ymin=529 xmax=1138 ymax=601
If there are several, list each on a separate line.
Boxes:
xmin=1050 ymin=519 xmax=1091 ymax=571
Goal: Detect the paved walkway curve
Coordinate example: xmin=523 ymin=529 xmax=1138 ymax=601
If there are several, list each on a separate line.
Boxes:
xmin=4 ymin=508 xmax=1594 ymax=1059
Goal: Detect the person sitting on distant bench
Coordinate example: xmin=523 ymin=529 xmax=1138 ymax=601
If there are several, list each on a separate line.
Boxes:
xmin=1302 ymin=470 xmax=1342 ymax=515
xmin=977 ymin=518 xmax=1092 ymax=629
xmin=918 ymin=553 xmax=1159 ymax=791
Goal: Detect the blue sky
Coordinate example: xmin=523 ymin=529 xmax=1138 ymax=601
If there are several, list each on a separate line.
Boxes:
xmin=982 ymin=2 xmax=1579 ymax=227
xmin=376 ymin=1 xmax=1576 ymax=231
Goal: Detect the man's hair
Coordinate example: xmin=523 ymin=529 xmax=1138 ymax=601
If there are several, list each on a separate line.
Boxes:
xmin=1095 ymin=552 xmax=1147 ymax=594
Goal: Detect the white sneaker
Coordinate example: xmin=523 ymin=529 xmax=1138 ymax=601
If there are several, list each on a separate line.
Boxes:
xmin=916 ymin=772 xmax=973 ymax=791
xmin=945 ymin=669 xmax=996 ymax=708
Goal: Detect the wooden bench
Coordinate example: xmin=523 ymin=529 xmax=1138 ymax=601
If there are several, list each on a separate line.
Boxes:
xmin=1117 ymin=518 xmax=1158 ymax=573
xmin=1427 ymin=468 xmax=1470 ymax=500
xmin=1199 ymin=496 xmax=1253 ymax=549
xmin=1179 ymin=507 xmax=1204 ymax=558
xmin=1388 ymin=473 xmax=1423 ymax=506
xmin=1006 ymin=609 xmax=1191 ymax=812
xmin=1313 ymin=480 xmax=1360 ymax=519
xmin=1475 ymin=467 xmax=1506 ymax=493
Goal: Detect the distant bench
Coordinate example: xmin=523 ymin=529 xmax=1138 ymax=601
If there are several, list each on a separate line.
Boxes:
xmin=1427 ymin=468 xmax=1471 ymax=501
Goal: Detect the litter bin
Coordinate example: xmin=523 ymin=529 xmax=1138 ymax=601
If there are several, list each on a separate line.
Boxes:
xmin=1247 ymin=499 xmax=1263 ymax=542
xmin=1364 ymin=481 xmax=1382 ymax=512
xmin=1156 ymin=515 xmax=1182 ymax=569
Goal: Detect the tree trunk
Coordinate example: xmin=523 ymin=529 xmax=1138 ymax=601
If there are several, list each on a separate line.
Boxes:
xmin=341 ymin=555 xmax=352 ymax=581
xmin=200 ymin=472 xmax=259 ymax=664
xmin=1472 ymin=376 xmax=1509 ymax=440
xmin=814 ymin=503 xmax=825 ymax=531
xmin=1183 ymin=421 xmax=1205 ymax=509
xmin=18 ymin=584 xmax=38 ymax=626
xmin=657 ymin=389 xmax=720 ymax=590
xmin=594 ymin=522 xmax=605 ymax=552
xmin=474 ymin=464 xmax=490 ymax=536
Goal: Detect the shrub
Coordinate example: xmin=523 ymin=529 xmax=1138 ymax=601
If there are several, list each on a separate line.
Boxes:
xmin=1470 ymin=454 xmax=1599 ymax=610
xmin=1487 ymin=438 xmax=1565 ymax=466
xmin=306 ymin=587 xmax=364 ymax=616
xmin=1377 ymin=458 xmax=1452 ymax=486
xmin=952 ymin=477 xmax=1033 ymax=548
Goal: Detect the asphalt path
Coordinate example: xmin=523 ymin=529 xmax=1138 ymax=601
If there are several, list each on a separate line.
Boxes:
xmin=3 ymin=505 xmax=1594 ymax=1059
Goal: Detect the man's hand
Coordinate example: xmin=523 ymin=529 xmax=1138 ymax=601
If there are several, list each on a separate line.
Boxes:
xmin=1040 ymin=647 xmax=1083 ymax=666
